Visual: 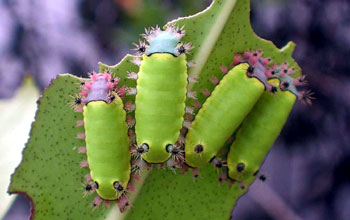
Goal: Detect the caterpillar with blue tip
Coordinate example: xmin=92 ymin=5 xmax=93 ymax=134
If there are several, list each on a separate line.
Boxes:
xmin=129 ymin=25 xmax=193 ymax=167
xmin=73 ymin=72 xmax=131 ymax=209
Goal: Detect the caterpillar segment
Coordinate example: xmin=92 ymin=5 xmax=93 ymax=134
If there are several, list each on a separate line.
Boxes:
xmin=132 ymin=25 xmax=192 ymax=166
xmin=226 ymin=52 xmax=313 ymax=183
xmin=73 ymin=72 xmax=132 ymax=210
xmin=184 ymin=63 xmax=268 ymax=168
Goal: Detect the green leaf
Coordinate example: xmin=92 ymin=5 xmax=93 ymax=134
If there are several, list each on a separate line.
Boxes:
xmin=9 ymin=0 xmax=301 ymax=219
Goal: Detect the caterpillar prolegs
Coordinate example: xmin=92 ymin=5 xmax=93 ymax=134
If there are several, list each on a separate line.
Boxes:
xmin=74 ymin=72 xmax=131 ymax=209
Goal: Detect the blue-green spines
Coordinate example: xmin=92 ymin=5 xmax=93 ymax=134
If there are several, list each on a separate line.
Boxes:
xmin=146 ymin=30 xmax=180 ymax=56
xmin=134 ymin=25 xmax=192 ymax=57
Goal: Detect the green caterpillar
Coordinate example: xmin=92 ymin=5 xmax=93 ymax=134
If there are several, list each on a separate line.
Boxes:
xmin=227 ymin=52 xmax=313 ymax=181
xmin=76 ymin=73 xmax=131 ymax=203
xmin=185 ymin=63 xmax=269 ymax=168
xmin=227 ymin=78 xmax=295 ymax=181
xmin=131 ymin=26 xmax=192 ymax=165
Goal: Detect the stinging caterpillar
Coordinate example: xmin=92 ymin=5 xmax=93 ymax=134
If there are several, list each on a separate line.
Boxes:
xmin=130 ymin=25 xmax=193 ymax=165
xmin=75 ymin=72 xmax=131 ymax=204
xmin=184 ymin=63 xmax=270 ymax=168
xmin=227 ymin=51 xmax=313 ymax=182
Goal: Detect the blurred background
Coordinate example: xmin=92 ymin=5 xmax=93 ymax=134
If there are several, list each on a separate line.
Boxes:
xmin=0 ymin=0 xmax=349 ymax=219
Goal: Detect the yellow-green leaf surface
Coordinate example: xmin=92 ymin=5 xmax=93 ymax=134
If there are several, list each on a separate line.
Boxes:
xmin=9 ymin=0 xmax=302 ymax=219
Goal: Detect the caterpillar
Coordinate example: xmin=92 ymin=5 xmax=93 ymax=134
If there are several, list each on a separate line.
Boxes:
xmin=74 ymin=72 xmax=131 ymax=206
xmin=226 ymin=51 xmax=313 ymax=182
xmin=184 ymin=62 xmax=272 ymax=168
xmin=130 ymin=25 xmax=192 ymax=165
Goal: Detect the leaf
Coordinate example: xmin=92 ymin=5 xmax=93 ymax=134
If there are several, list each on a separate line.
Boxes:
xmin=9 ymin=0 xmax=302 ymax=219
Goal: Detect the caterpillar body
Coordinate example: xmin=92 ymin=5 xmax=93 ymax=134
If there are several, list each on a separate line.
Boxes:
xmin=227 ymin=51 xmax=313 ymax=181
xmin=77 ymin=73 xmax=131 ymax=201
xmin=184 ymin=63 xmax=268 ymax=168
xmin=227 ymin=79 xmax=295 ymax=181
xmin=132 ymin=26 xmax=192 ymax=164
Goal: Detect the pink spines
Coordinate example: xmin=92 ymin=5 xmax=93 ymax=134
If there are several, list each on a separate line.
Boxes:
xmin=126 ymin=115 xmax=135 ymax=128
xmin=202 ymin=89 xmax=211 ymax=97
xmin=106 ymin=82 xmax=114 ymax=91
xmin=298 ymin=90 xmax=315 ymax=105
xmin=188 ymin=75 xmax=198 ymax=83
xmin=91 ymin=73 xmax=98 ymax=82
xmin=116 ymin=195 xmax=130 ymax=213
xmin=210 ymin=76 xmax=219 ymax=85
xmin=185 ymin=106 xmax=194 ymax=115
xmin=233 ymin=54 xmax=242 ymax=66
xmin=78 ymin=147 xmax=87 ymax=154
xmin=124 ymin=101 xmax=136 ymax=112
xmin=126 ymin=183 xmax=135 ymax=193
xmin=249 ymin=52 xmax=259 ymax=65
xmin=132 ymin=57 xmax=142 ymax=66
xmin=220 ymin=65 xmax=229 ymax=74
xmin=132 ymin=40 xmax=148 ymax=56
xmin=183 ymin=120 xmax=192 ymax=129
xmin=293 ymin=75 xmax=308 ymax=86
xmin=92 ymin=196 xmax=103 ymax=208
xmin=80 ymin=160 xmax=89 ymax=168
xmin=117 ymin=85 xmax=127 ymax=98
xmin=192 ymin=101 xmax=202 ymax=109
xmin=187 ymin=91 xmax=197 ymax=100
xmin=77 ymin=133 xmax=86 ymax=139
xmin=131 ymin=173 xmax=140 ymax=182
xmin=192 ymin=168 xmax=199 ymax=179
xmin=128 ymin=129 xmax=136 ymax=144
xmin=187 ymin=61 xmax=196 ymax=68
xmin=83 ymin=81 xmax=92 ymax=91
xmin=185 ymin=114 xmax=194 ymax=121
xmin=281 ymin=62 xmax=288 ymax=69
xmin=177 ymin=135 xmax=185 ymax=146
xmin=76 ymin=120 xmax=84 ymax=127
xmin=127 ymin=71 xmax=138 ymax=80
xmin=243 ymin=51 xmax=251 ymax=59
xmin=180 ymin=127 xmax=187 ymax=136
xmin=80 ymin=90 xmax=88 ymax=98
xmin=264 ymin=69 xmax=274 ymax=78
xmin=85 ymin=174 xmax=92 ymax=182
xmin=126 ymin=87 xmax=137 ymax=96
xmin=166 ymin=24 xmax=185 ymax=40
xmin=261 ymin=57 xmax=270 ymax=66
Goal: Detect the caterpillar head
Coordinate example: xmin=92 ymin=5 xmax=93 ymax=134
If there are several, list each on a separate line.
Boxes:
xmin=78 ymin=72 xmax=121 ymax=104
xmin=134 ymin=25 xmax=193 ymax=57
xmin=233 ymin=50 xmax=314 ymax=104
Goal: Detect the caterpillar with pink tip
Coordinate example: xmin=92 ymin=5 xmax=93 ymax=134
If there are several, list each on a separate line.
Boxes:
xmin=73 ymin=72 xmax=131 ymax=210
xmin=226 ymin=51 xmax=313 ymax=182
xmin=183 ymin=49 xmax=313 ymax=183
